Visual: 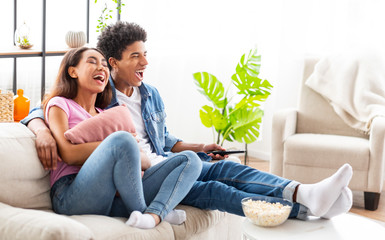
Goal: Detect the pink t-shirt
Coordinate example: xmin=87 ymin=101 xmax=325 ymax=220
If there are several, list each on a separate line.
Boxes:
xmin=45 ymin=96 xmax=102 ymax=187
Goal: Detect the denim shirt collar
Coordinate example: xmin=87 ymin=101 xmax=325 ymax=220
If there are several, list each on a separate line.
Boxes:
xmin=108 ymin=75 xmax=151 ymax=109
xmin=107 ymin=76 xmax=119 ymax=109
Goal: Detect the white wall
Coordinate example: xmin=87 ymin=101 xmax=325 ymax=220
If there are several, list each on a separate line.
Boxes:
xmin=120 ymin=0 xmax=385 ymax=160
xmin=2 ymin=0 xmax=385 ymax=163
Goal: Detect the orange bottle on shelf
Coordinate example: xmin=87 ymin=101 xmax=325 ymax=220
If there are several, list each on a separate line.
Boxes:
xmin=13 ymin=89 xmax=30 ymax=122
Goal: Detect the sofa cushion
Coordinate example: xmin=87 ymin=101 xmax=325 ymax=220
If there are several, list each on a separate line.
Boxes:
xmin=172 ymin=205 xmax=227 ymax=239
xmin=69 ymin=215 xmax=174 ymax=240
xmin=283 ymin=133 xmax=370 ymax=188
xmin=0 ymin=202 xmax=93 ymax=240
xmin=284 ymin=133 xmax=369 ymax=171
xmin=0 ymin=123 xmax=51 ymax=209
xmin=69 ymin=205 xmax=241 ymax=240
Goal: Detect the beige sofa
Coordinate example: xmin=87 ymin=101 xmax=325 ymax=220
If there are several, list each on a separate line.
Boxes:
xmin=0 ymin=123 xmax=243 ymax=240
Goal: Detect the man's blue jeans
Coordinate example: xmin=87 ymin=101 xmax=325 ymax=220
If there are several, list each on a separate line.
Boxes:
xmin=51 ymin=131 xmax=202 ymax=220
xmin=180 ymin=161 xmax=308 ymax=219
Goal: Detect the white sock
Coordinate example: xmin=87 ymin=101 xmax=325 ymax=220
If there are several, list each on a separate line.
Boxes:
xmin=296 ymin=163 xmax=353 ymax=217
xmin=321 ymin=187 xmax=353 ymax=219
xmin=164 ymin=209 xmax=186 ymax=225
xmin=126 ymin=211 xmax=156 ymax=229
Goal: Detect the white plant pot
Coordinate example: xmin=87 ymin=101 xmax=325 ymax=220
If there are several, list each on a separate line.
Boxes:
xmin=65 ymin=31 xmax=86 ymax=48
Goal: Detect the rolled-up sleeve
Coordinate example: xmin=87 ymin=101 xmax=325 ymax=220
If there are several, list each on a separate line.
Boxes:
xmin=163 ymin=128 xmax=182 ymax=152
xmin=20 ymin=107 xmax=44 ymax=126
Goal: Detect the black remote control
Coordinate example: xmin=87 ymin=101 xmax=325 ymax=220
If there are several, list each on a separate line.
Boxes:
xmin=207 ymin=150 xmax=245 ymax=156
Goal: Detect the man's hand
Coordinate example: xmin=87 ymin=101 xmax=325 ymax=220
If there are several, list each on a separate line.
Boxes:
xmin=171 ymin=141 xmax=229 ymax=160
xmin=35 ymin=128 xmax=60 ymax=170
xmin=203 ymin=143 xmax=228 ymax=160
xmin=27 ymin=118 xmax=60 ymax=170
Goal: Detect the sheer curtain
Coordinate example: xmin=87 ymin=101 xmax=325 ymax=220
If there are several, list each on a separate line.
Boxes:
xmin=2 ymin=0 xmax=385 ymax=160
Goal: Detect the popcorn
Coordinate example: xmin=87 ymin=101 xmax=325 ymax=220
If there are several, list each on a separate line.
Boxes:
xmin=242 ymin=199 xmax=292 ymax=227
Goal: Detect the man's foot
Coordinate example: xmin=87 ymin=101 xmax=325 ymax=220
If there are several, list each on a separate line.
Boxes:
xmin=321 ymin=187 xmax=353 ymax=219
xmin=126 ymin=211 xmax=156 ymax=229
xmin=296 ymin=164 xmax=353 ymax=216
xmin=164 ymin=209 xmax=186 ymax=225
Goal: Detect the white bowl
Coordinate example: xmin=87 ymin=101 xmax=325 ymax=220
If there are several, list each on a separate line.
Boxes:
xmin=241 ymin=196 xmax=293 ymax=227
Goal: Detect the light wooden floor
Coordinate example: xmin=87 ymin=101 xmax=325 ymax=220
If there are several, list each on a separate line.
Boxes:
xmin=244 ymin=157 xmax=385 ymax=223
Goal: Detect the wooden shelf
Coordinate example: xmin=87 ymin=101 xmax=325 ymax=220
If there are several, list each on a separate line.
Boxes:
xmin=7 ymin=0 xmax=92 ymax=100
xmin=0 ymin=46 xmax=70 ymax=58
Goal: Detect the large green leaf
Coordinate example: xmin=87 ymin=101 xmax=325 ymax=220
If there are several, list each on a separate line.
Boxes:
xmin=232 ymin=74 xmax=273 ymax=99
xmin=222 ymin=107 xmax=264 ymax=144
xmin=193 ymin=72 xmax=226 ymax=108
xmin=235 ymin=48 xmax=261 ymax=78
xmin=234 ymin=96 xmax=262 ymax=109
xmin=232 ymin=48 xmax=273 ymax=100
xmin=199 ymin=105 xmax=227 ymax=130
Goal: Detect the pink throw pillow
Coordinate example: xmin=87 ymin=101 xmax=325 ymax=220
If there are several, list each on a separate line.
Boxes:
xmin=64 ymin=106 xmax=136 ymax=144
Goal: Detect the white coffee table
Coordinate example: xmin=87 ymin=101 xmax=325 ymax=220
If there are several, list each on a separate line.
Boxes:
xmin=242 ymin=213 xmax=385 ymax=240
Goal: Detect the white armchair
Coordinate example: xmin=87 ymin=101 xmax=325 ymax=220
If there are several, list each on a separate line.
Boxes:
xmin=270 ymin=57 xmax=384 ymax=210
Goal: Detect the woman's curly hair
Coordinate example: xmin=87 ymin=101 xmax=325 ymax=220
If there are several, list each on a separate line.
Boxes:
xmin=97 ymin=21 xmax=147 ymax=70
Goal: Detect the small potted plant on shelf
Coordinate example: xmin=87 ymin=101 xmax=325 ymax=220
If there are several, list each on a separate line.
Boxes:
xmin=14 ymin=21 xmax=33 ymax=49
xmin=16 ymin=36 xmax=33 ymax=49
xmin=193 ymin=48 xmax=273 ymax=150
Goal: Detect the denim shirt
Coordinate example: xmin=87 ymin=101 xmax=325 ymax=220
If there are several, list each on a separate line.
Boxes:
xmin=108 ymin=77 xmax=183 ymax=156
xmin=21 ymin=77 xmax=212 ymax=160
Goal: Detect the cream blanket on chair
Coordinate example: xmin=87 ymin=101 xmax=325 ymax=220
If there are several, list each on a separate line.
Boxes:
xmin=306 ymin=50 xmax=385 ymax=134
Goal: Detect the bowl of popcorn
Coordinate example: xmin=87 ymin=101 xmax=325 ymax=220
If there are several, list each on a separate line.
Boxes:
xmin=241 ymin=196 xmax=293 ymax=227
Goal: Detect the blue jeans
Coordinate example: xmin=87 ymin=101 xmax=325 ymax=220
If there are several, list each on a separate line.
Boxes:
xmin=51 ymin=131 xmax=202 ymax=220
xmin=180 ymin=161 xmax=308 ymax=219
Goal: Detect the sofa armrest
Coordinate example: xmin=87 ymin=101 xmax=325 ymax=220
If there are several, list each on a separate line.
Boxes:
xmin=368 ymin=116 xmax=385 ymax=192
xmin=0 ymin=202 xmax=93 ymax=240
xmin=270 ymin=109 xmax=298 ymax=176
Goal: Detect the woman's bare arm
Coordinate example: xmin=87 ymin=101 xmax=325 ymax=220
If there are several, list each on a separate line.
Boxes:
xmin=48 ymin=106 xmax=100 ymax=165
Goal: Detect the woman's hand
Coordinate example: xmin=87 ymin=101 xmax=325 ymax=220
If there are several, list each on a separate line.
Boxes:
xmin=140 ymin=148 xmax=151 ymax=170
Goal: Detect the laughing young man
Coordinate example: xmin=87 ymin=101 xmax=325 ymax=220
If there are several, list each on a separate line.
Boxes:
xmin=23 ymin=21 xmax=354 ymax=221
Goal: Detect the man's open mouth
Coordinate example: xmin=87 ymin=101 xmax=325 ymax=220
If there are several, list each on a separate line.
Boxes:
xmin=135 ymin=70 xmax=144 ymax=80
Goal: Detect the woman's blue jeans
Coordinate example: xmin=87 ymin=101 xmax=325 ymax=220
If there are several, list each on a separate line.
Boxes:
xmin=51 ymin=131 xmax=202 ymax=220
xmin=180 ymin=161 xmax=308 ymax=219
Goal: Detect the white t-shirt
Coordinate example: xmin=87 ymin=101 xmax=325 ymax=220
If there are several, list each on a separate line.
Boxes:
xmin=116 ymin=87 xmax=166 ymax=166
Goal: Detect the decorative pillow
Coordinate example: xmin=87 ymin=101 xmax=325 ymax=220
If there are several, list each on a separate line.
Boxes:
xmin=64 ymin=106 xmax=136 ymax=144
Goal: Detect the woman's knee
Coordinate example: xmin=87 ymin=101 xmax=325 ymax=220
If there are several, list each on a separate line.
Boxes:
xmin=179 ymin=150 xmax=203 ymax=173
xmin=105 ymin=131 xmax=137 ymax=148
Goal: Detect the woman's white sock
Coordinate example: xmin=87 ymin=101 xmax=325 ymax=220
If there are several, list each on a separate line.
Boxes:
xmin=164 ymin=209 xmax=186 ymax=225
xmin=126 ymin=211 xmax=156 ymax=229
xmin=296 ymin=164 xmax=353 ymax=217
xmin=321 ymin=187 xmax=353 ymax=219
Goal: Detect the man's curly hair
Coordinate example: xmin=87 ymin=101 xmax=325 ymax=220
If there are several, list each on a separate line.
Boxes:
xmin=97 ymin=21 xmax=147 ymax=70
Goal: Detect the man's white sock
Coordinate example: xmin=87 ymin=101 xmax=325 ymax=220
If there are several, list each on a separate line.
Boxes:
xmin=164 ymin=209 xmax=186 ymax=225
xmin=321 ymin=187 xmax=353 ymax=219
xmin=296 ymin=163 xmax=353 ymax=217
xmin=126 ymin=211 xmax=156 ymax=229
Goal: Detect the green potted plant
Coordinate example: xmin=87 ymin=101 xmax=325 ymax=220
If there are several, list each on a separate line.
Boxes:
xmin=193 ymin=48 xmax=273 ymax=147
xmin=14 ymin=21 xmax=33 ymax=49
